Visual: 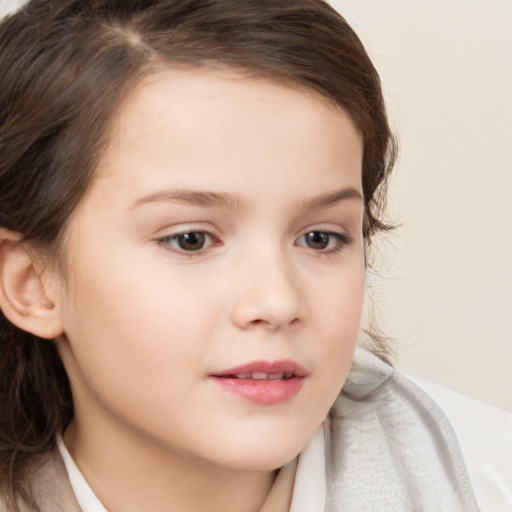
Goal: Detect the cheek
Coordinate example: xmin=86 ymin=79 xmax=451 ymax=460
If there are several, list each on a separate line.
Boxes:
xmin=58 ymin=251 xmax=219 ymax=407
xmin=316 ymin=258 xmax=365 ymax=326
xmin=314 ymin=266 xmax=365 ymax=375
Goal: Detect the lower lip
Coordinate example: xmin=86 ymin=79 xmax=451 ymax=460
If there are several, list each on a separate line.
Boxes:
xmin=211 ymin=376 xmax=304 ymax=405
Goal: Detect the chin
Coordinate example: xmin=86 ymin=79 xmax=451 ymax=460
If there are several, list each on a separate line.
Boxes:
xmin=222 ymin=451 xmax=300 ymax=473
xmin=208 ymin=426 xmax=315 ymax=472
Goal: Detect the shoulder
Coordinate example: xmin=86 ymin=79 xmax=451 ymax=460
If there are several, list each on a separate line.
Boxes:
xmin=0 ymin=449 xmax=79 ymax=512
xmin=325 ymin=348 xmax=479 ymax=512
xmin=411 ymin=376 xmax=512 ymax=512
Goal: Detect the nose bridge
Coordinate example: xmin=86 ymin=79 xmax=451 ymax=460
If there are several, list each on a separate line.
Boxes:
xmin=230 ymin=239 xmax=303 ymax=330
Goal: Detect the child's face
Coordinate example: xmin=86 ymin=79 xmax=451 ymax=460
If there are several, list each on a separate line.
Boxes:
xmin=54 ymin=69 xmax=365 ymax=472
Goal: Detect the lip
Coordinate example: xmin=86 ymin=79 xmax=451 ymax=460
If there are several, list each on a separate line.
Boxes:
xmin=210 ymin=359 xmax=307 ymax=405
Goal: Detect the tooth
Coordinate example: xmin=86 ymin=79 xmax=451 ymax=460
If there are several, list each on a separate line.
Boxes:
xmin=235 ymin=373 xmax=250 ymax=379
xmin=284 ymin=372 xmax=293 ymax=380
xmin=251 ymin=372 xmax=268 ymax=380
xmin=268 ymin=372 xmax=284 ymax=380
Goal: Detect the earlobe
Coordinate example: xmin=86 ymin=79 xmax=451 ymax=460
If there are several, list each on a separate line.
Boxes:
xmin=0 ymin=228 xmax=63 ymax=339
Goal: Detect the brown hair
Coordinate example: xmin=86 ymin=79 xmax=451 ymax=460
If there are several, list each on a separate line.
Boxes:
xmin=0 ymin=0 xmax=396 ymax=509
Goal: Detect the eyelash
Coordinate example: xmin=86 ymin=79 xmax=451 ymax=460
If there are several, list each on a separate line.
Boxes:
xmin=295 ymin=230 xmax=353 ymax=256
xmin=156 ymin=230 xmax=220 ymax=257
xmin=156 ymin=229 xmax=353 ymax=257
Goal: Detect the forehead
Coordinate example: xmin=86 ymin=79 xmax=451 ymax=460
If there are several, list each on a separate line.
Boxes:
xmin=100 ymin=68 xmax=361 ymax=161
xmin=87 ymin=67 xmax=363 ymax=206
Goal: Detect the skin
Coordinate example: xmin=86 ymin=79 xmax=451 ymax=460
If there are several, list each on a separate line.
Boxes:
xmin=50 ymin=69 xmax=365 ymax=512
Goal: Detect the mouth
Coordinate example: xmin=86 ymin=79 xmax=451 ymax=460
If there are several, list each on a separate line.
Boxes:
xmin=222 ymin=371 xmax=296 ymax=380
xmin=210 ymin=360 xmax=307 ymax=405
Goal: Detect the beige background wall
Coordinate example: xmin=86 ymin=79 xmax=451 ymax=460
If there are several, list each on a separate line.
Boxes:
xmin=2 ymin=0 xmax=511 ymax=411
xmin=331 ymin=0 xmax=512 ymax=412
xmin=0 ymin=0 xmax=22 ymax=17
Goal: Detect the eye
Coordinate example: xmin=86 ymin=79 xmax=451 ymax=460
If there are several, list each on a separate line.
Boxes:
xmin=296 ymin=230 xmax=351 ymax=253
xmin=159 ymin=231 xmax=217 ymax=253
xmin=303 ymin=231 xmax=330 ymax=250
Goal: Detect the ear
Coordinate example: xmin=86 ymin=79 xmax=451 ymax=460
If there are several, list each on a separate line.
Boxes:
xmin=0 ymin=228 xmax=63 ymax=339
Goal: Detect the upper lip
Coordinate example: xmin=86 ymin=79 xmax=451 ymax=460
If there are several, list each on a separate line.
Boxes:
xmin=210 ymin=360 xmax=307 ymax=378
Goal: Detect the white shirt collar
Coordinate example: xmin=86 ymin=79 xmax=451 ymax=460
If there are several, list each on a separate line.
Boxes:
xmin=290 ymin=421 xmax=327 ymax=511
xmin=57 ymin=436 xmax=108 ymax=512
xmin=57 ymin=424 xmax=327 ymax=512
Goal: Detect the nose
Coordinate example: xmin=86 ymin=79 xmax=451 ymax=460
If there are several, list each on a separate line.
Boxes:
xmin=230 ymin=251 xmax=304 ymax=331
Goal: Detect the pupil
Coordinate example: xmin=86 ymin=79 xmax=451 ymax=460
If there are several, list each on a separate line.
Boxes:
xmin=306 ymin=231 xmax=329 ymax=249
xmin=178 ymin=232 xmax=205 ymax=251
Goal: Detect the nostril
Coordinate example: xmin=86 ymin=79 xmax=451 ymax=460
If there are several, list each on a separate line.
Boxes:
xmin=289 ymin=318 xmax=300 ymax=327
xmin=247 ymin=317 xmax=301 ymax=330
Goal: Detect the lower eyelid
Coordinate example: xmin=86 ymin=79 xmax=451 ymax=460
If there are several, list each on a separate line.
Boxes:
xmin=332 ymin=232 xmax=353 ymax=244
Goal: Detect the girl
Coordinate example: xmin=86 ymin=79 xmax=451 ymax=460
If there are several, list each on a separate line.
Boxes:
xmin=0 ymin=1 xmax=479 ymax=510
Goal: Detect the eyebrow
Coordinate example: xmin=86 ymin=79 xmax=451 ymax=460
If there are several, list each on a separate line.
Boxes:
xmin=130 ymin=186 xmax=363 ymax=211
xmin=130 ymin=189 xmax=243 ymax=210
xmin=300 ymin=187 xmax=364 ymax=212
